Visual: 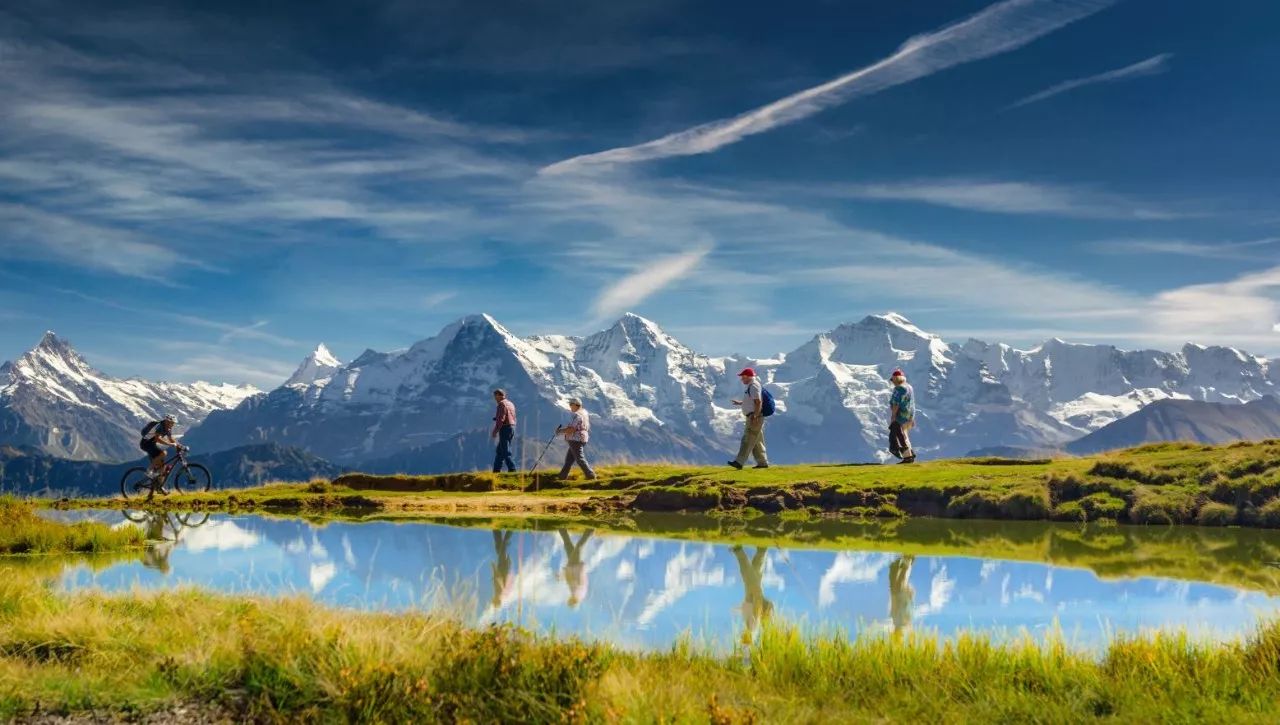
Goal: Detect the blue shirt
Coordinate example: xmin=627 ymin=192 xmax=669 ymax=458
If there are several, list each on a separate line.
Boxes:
xmin=890 ymin=383 xmax=914 ymax=425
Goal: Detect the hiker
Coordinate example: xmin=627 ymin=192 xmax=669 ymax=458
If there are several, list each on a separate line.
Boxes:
xmin=728 ymin=367 xmax=769 ymax=469
xmin=559 ymin=529 xmax=594 ymax=607
xmin=556 ymin=398 xmax=597 ymax=480
xmin=888 ymin=368 xmax=916 ymax=463
xmin=491 ymin=389 xmax=518 ymax=473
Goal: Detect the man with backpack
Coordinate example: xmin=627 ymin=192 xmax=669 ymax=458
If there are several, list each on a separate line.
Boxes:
xmin=139 ymin=415 xmax=181 ymax=493
xmin=888 ymin=369 xmax=917 ymax=464
xmin=728 ymin=367 xmax=772 ymax=470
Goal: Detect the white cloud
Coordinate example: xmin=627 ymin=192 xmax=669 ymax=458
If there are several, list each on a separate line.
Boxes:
xmin=1148 ymin=266 xmax=1280 ymax=348
xmin=591 ymin=247 xmax=712 ymax=321
xmin=836 ymin=179 xmax=1184 ymax=220
xmin=542 ymin=0 xmax=1115 ymax=174
xmin=1007 ymin=53 xmax=1172 ymax=109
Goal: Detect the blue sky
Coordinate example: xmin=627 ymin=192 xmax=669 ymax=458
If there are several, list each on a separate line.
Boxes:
xmin=1 ymin=0 xmax=1278 ymax=387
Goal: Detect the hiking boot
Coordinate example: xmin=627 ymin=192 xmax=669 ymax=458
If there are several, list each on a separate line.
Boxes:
xmin=727 ymin=460 xmax=744 ymax=470
xmin=753 ymin=464 xmax=770 ymax=469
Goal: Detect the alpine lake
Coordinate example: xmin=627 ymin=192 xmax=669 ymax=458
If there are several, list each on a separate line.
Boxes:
xmin=38 ymin=508 xmax=1280 ymax=654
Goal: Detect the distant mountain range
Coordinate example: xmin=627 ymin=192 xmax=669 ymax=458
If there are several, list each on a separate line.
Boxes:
xmin=1066 ymin=396 xmax=1280 ymax=455
xmin=0 ymin=332 xmax=257 ymax=462
xmin=185 ymin=313 xmax=1280 ymax=471
xmin=0 ymin=443 xmax=343 ymax=498
xmin=6 ymin=315 xmax=1278 ymax=477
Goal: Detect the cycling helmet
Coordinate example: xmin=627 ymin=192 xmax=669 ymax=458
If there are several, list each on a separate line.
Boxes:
xmin=163 ymin=414 xmax=177 ymax=425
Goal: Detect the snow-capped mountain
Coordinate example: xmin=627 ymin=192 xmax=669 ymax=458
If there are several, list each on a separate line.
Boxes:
xmin=0 ymin=332 xmax=259 ymax=462
xmin=186 ymin=312 xmax=1280 ymax=469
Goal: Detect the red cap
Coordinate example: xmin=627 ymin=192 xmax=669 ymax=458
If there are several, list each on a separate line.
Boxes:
xmin=737 ymin=367 xmax=756 ymax=378
xmin=891 ymin=369 xmax=905 ymax=378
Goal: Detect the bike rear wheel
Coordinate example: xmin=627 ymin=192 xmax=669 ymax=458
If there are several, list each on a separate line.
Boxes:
xmin=119 ymin=467 xmax=152 ymax=501
xmin=173 ymin=463 xmax=212 ymax=494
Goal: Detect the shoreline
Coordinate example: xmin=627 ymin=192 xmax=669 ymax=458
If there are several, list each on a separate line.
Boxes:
xmin=41 ymin=439 xmax=1280 ymax=528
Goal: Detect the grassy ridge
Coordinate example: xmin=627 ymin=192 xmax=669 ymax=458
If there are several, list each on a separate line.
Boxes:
xmin=0 ymin=497 xmax=144 ymax=555
xmin=49 ymin=440 xmax=1280 ymax=527
xmin=3 ymin=569 xmax=1280 ymax=722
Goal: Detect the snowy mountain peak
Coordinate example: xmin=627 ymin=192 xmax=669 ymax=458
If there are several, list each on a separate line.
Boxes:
xmin=867 ymin=312 xmax=934 ymax=338
xmin=285 ymin=343 xmax=344 ymax=388
xmin=312 ymin=343 xmax=339 ymax=366
xmin=31 ymin=330 xmax=85 ymax=362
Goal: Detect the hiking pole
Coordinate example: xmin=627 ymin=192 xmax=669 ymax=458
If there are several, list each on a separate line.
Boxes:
xmin=527 ymin=428 xmax=560 ymax=477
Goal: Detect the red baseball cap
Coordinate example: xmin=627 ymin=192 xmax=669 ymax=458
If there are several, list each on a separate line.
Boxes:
xmin=891 ymin=369 xmax=905 ymax=378
xmin=737 ymin=367 xmax=756 ymax=378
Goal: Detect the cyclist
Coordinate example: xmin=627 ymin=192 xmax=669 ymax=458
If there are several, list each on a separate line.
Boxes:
xmin=140 ymin=415 xmax=181 ymax=493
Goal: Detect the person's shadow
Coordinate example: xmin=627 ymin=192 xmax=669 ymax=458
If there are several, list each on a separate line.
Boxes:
xmin=491 ymin=530 xmax=515 ymax=609
xmin=558 ymin=529 xmax=594 ymax=608
xmin=733 ymin=545 xmax=774 ymax=645
xmin=889 ymin=554 xmax=916 ymax=636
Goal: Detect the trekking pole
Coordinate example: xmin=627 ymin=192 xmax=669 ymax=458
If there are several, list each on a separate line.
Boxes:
xmin=527 ymin=428 xmax=560 ymax=479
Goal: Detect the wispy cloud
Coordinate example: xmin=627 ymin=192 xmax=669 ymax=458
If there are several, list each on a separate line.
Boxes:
xmin=591 ymin=247 xmax=712 ymax=321
xmin=541 ymin=0 xmax=1115 ymax=174
xmin=833 ymin=179 xmax=1186 ymax=220
xmin=1091 ymin=237 xmax=1280 ymax=259
xmin=46 ymin=288 xmax=298 ymax=347
xmin=0 ymin=204 xmax=184 ymax=280
xmin=423 ymin=291 xmax=457 ymax=308
xmin=1007 ymin=53 xmax=1172 ymax=109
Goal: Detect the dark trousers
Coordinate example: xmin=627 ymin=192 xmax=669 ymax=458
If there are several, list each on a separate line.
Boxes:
xmin=558 ymin=441 xmax=597 ymax=480
xmin=889 ymin=422 xmax=913 ymax=459
xmin=493 ymin=425 xmax=516 ymax=472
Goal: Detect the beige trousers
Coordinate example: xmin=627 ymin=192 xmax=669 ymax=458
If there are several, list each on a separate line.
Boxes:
xmin=734 ymin=416 xmax=768 ymax=466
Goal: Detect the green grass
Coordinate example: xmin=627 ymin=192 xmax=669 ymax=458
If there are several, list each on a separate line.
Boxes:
xmin=45 ymin=439 xmax=1280 ymax=527
xmin=0 ymin=497 xmax=144 ymax=556
xmin=3 ymin=567 xmax=1280 ymax=722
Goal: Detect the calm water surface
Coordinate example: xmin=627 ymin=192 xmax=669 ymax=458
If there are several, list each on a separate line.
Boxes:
xmin=44 ymin=510 xmax=1280 ymax=652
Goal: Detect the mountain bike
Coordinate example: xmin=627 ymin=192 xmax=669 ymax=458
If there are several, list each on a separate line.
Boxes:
xmin=119 ymin=445 xmax=213 ymax=501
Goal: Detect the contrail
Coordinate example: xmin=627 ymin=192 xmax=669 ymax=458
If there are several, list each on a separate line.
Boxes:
xmin=1006 ymin=53 xmax=1172 ymax=109
xmin=541 ymin=0 xmax=1116 ymax=175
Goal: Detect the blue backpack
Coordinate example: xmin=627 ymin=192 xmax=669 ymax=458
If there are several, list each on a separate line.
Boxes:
xmin=761 ymin=388 xmax=776 ymax=417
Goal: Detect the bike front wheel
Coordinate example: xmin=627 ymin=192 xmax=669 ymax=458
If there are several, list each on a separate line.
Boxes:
xmin=173 ymin=463 xmax=212 ymax=494
xmin=120 ymin=467 xmax=151 ymax=501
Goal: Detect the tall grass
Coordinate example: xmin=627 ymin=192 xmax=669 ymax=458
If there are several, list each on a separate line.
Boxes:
xmin=0 ymin=497 xmax=144 ymax=555
xmin=2 ymin=568 xmax=1280 ymax=722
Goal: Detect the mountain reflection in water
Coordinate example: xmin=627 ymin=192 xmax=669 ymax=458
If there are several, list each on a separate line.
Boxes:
xmin=46 ymin=511 xmax=1280 ymax=652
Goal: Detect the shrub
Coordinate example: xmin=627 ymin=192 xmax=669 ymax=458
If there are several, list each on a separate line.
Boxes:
xmin=1088 ymin=461 xmax=1178 ymax=486
xmin=1195 ymin=502 xmax=1237 ymax=527
xmin=1254 ymin=498 xmax=1280 ymax=528
xmin=1224 ymin=459 xmax=1267 ymax=479
xmin=947 ymin=486 xmax=1048 ymax=520
xmin=1128 ymin=488 xmax=1197 ymax=525
xmin=1052 ymin=493 xmax=1126 ymax=523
